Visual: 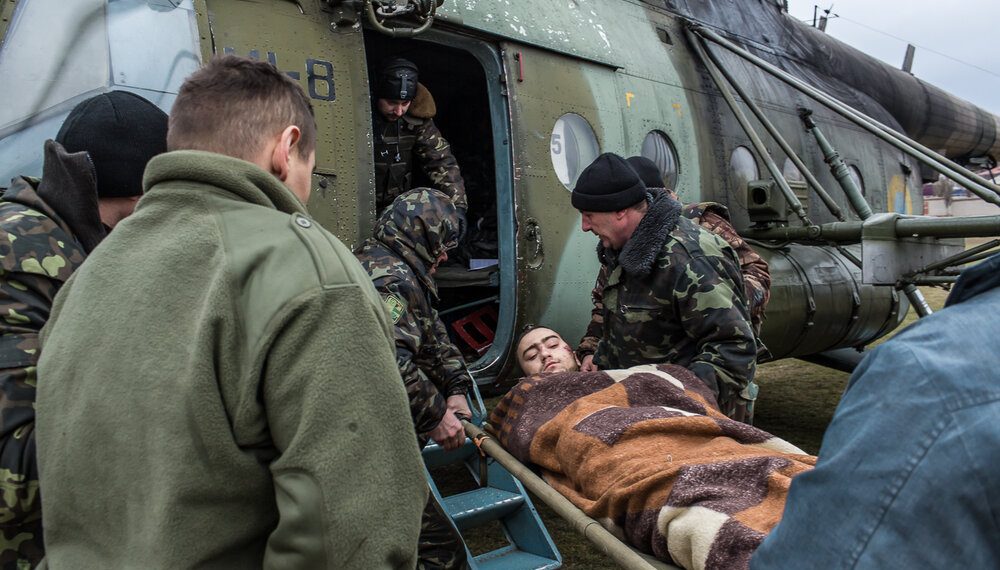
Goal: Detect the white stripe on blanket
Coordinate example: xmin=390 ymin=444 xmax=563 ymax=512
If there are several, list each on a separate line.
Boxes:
xmin=606 ymin=365 xmax=685 ymax=390
xmin=658 ymin=505 xmax=730 ymax=570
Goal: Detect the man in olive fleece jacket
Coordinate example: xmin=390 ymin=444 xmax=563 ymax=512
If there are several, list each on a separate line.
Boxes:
xmin=35 ymin=56 xmax=426 ymax=569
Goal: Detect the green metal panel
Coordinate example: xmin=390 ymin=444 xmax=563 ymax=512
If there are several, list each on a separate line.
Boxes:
xmin=201 ymin=0 xmax=373 ymax=247
xmin=501 ymin=42 xmax=623 ymax=347
xmin=610 ymin=14 xmax=702 ymax=204
xmin=437 ymin=0 xmax=622 ymax=68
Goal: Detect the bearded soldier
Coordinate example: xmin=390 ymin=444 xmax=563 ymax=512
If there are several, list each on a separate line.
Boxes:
xmin=577 ymin=156 xmax=772 ymax=392
xmin=570 ymin=153 xmax=757 ymax=422
xmin=371 ymin=58 xmax=467 ymax=218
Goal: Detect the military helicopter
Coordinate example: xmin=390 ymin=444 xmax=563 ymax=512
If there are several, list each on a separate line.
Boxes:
xmin=5 ymin=0 xmax=1000 ymax=568
xmin=3 ymin=0 xmax=999 ymax=388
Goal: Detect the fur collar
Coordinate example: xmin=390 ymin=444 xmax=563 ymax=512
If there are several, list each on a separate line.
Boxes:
xmin=372 ymin=82 xmax=437 ymax=128
xmin=408 ymin=83 xmax=436 ymax=119
xmin=599 ymin=191 xmax=683 ymax=276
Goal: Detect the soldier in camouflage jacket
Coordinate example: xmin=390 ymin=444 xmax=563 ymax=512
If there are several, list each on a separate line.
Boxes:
xmin=571 ymin=153 xmax=757 ymax=422
xmin=356 ymin=188 xmax=472 ymax=438
xmin=355 ymin=188 xmax=472 ymax=570
xmin=0 ymin=91 xmax=167 ymax=568
xmin=578 ymin=201 xmax=771 ymax=367
xmin=679 ymin=201 xmax=770 ymax=332
xmin=372 ymin=58 xmax=467 ymax=215
xmin=629 ymin=156 xmax=769 ymax=331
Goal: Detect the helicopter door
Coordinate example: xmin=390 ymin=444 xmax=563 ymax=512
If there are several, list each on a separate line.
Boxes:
xmin=203 ymin=0 xmax=374 ymax=246
xmin=500 ymin=43 xmax=624 ymax=340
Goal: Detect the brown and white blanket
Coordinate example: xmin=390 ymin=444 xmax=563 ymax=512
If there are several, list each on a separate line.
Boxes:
xmin=487 ymin=364 xmax=816 ymax=570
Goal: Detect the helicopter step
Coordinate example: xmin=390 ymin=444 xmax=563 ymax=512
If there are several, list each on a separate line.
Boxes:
xmin=423 ymin=428 xmax=561 ymax=569
xmin=472 ymin=546 xmax=563 ymax=570
xmin=441 ymin=487 xmax=524 ymax=531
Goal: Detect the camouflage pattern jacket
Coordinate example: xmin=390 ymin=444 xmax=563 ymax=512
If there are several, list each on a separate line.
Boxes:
xmin=356 ymin=188 xmax=472 ymax=438
xmin=579 ymin=201 xmax=771 ymax=357
xmin=373 ymin=84 xmax=466 ymax=214
xmin=682 ymin=202 xmax=770 ymax=332
xmin=0 ymin=140 xmax=106 ymax=567
xmin=587 ymin=192 xmax=757 ymax=414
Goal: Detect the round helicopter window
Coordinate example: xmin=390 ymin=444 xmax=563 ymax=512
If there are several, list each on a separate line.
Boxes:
xmin=550 ymin=113 xmax=600 ymax=189
xmin=729 ymin=146 xmax=759 ymax=208
xmin=783 ymin=158 xmax=803 ymax=183
xmin=640 ymin=130 xmax=679 ymax=190
xmin=730 ymin=146 xmax=759 ymax=190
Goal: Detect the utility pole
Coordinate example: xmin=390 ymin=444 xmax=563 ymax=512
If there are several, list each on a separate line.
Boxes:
xmin=902 ymin=44 xmax=916 ymax=73
xmin=817 ymin=4 xmax=834 ymax=32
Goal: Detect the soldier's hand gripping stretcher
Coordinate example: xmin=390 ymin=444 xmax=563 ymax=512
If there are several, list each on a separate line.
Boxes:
xmin=427 ymin=394 xmax=472 ymax=451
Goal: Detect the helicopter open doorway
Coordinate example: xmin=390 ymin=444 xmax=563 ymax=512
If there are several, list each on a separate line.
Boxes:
xmin=363 ymin=30 xmax=516 ymax=385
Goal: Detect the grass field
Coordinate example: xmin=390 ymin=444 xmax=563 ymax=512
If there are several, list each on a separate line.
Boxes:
xmin=506 ymin=285 xmax=952 ymax=569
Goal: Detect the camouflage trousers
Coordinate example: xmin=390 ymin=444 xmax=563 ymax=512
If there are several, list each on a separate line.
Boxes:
xmin=0 ymin=429 xmax=43 ymax=569
xmin=0 ymin=366 xmax=44 ymax=569
xmin=418 ymin=492 xmax=469 ymax=570
xmin=0 ymin=517 xmax=41 ymax=570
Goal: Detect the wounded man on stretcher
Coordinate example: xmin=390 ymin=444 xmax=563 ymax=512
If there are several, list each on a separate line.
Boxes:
xmin=486 ymin=327 xmax=816 ymax=570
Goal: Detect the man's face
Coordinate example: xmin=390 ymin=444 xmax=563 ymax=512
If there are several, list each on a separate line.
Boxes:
xmin=287 ymin=149 xmax=317 ymax=203
xmin=580 ymin=210 xmax=627 ymax=250
xmin=377 ymin=98 xmax=412 ymax=121
xmin=96 ymin=195 xmax=141 ymax=229
xmin=517 ymin=328 xmax=580 ymax=375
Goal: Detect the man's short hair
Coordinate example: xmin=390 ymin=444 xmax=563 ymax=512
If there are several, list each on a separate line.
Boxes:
xmin=516 ymin=324 xmax=545 ymax=349
xmin=629 ymin=196 xmax=651 ymax=213
xmin=167 ymin=55 xmax=316 ymax=161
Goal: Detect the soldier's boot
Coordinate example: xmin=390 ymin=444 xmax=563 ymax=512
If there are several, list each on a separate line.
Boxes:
xmin=417 ymin=492 xmax=469 ymax=570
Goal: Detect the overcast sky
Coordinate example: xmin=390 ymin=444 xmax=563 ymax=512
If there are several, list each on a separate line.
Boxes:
xmin=789 ymin=1 xmax=1000 ymax=116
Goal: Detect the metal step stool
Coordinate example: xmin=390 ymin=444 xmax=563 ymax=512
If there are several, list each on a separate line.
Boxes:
xmin=422 ymin=383 xmax=561 ymax=570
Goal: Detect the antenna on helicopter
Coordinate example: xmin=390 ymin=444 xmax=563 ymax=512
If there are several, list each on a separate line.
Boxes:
xmin=815 ymin=4 xmax=837 ymax=32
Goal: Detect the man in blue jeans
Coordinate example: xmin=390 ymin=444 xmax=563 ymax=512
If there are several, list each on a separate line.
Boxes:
xmin=751 ymin=253 xmax=1000 ymax=568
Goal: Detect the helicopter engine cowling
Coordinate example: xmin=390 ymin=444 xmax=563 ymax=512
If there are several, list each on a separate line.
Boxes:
xmin=758 ymin=243 xmax=907 ymax=359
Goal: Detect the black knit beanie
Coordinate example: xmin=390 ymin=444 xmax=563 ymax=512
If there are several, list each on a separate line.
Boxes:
xmin=571 ymin=153 xmax=647 ymax=212
xmin=375 ymin=58 xmax=419 ymax=101
xmin=56 ymin=91 xmax=168 ymax=198
xmin=626 ymin=156 xmax=665 ymax=189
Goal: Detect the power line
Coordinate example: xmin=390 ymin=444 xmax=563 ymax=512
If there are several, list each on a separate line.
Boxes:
xmin=798 ymin=10 xmax=1000 ymax=80
xmin=835 ymin=15 xmax=1000 ymax=79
